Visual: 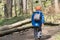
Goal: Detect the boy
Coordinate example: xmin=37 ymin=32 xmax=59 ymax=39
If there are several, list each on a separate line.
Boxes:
xmin=31 ymin=6 xmax=44 ymax=40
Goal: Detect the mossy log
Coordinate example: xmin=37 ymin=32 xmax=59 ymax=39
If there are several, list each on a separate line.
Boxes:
xmin=0 ymin=19 xmax=31 ymax=31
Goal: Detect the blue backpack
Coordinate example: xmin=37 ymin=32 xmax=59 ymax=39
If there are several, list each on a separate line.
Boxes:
xmin=34 ymin=13 xmax=41 ymax=22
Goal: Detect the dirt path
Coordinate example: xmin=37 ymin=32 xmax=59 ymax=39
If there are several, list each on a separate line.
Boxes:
xmin=0 ymin=26 xmax=60 ymax=40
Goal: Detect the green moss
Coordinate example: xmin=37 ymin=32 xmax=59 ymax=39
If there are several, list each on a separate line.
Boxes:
xmin=0 ymin=14 xmax=31 ymax=26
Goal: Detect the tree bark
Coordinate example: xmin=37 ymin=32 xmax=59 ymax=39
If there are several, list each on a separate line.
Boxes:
xmin=54 ymin=0 xmax=59 ymax=13
xmin=31 ymin=0 xmax=33 ymax=13
xmin=14 ymin=0 xmax=17 ymax=17
xmin=6 ymin=0 xmax=13 ymax=18
xmin=23 ymin=0 xmax=27 ymax=14
xmin=20 ymin=0 xmax=23 ymax=14
xmin=18 ymin=0 xmax=21 ymax=15
xmin=39 ymin=0 xmax=42 ymax=7
xmin=4 ymin=4 xmax=9 ymax=18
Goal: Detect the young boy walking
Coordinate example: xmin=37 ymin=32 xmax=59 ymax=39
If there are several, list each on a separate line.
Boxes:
xmin=31 ymin=6 xmax=45 ymax=40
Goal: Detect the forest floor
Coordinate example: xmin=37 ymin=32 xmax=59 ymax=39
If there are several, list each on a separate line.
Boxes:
xmin=0 ymin=25 xmax=60 ymax=40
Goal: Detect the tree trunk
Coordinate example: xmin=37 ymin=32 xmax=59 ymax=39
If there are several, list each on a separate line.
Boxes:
xmin=39 ymin=0 xmax=42 ymax=7
xmin=14 ymin=0 xmax=17 ymax=17
xmin=6 ymin=0 xmax=13 ymax=18
xmin=20 ymin=0 xmax=23 ymax=14
xmin=54 ymin=0 xmax=59 ymax=13
xmin=4 ymin=4 xmax=9 ymax=18
xmin=23 ymin=0 xmax=27 ymax=14
xmin=31 ymin=0 xmax=33 ymax=13
xmin=0 ymin=23 xmax=32 ymax=37
xmin=18 ymin=0 xmax=22 ymax=15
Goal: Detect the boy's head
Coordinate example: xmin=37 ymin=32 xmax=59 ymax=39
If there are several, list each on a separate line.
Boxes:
xmin=35 ymin=6 xmax=41 ymax=11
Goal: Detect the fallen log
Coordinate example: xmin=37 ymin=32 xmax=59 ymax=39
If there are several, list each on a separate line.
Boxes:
xmin=0 ymin=18 xmax=59 ymax=31
xmin=0 ymin=23 xmax=33 ymax=37
xmin=10 ymin=19 xmax=31 ymax=27
xmin=0 ymin=19 xmax=31 ymax=31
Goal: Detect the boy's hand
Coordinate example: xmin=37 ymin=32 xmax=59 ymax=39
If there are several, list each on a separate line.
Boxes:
xmin=42 ymin=23 xmax=44 ymax=27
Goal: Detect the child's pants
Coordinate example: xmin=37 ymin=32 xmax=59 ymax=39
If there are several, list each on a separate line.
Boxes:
xmin=34 ymin=27 xmax=42 ymax=40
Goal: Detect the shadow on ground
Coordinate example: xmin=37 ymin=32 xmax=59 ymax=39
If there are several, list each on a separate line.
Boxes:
xmin=41 ymin=35 xmax=51 ymax=40
xmin=44 ymin=22 xmax=60 ymax=26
